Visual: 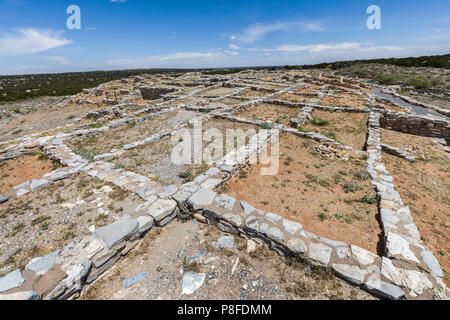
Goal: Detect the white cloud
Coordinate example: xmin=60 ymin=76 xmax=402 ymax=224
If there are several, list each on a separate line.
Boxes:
xmin=235 ymin=20 xmax=324 ymax=43
xmin=229 ymin=44 xmax=240 ymax=50
xmin=46 ymin=56 xmax=69 ymax=64
xmin=0 ymin=29 xmax=72 ymax=56
xmin=109 ymin=51 xmax=223 ymax=68
xmin=256 ymin=42 xmax=403 ymax=54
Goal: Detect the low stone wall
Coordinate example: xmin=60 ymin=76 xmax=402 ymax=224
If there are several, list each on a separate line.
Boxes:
xmin=380 ymin=111 xmax=450 ymax=144
xmin=140 ymin=87 xmax=178 ymax=100
xmin=381 ymin=144 xmax=415 ymax=162
xmin=289 ymin=107 xmax=313 ymax=128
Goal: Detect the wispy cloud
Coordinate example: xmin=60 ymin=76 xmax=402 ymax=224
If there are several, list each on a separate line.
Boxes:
xmin=264 ymin=42 xmax=402 ymax=54
xmin=232 ymin=20 xmax=325 ymax=43
xmin=0 ymin=29 xmax=71 ymax=56
xmin=108 ymin=51 xmax=223 ymax=68
xmin=46 ymin=55 xmax=69 ymax=64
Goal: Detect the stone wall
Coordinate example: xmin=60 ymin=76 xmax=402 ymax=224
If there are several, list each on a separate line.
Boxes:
xmin=380 ymin=111 xmax=450 ymax=144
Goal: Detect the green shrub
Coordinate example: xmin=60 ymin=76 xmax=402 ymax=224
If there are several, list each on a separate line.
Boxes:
xmin=260 ymin=122 xmax=274 ymax=130
xmin=343 ymin=182 xmax=360 ymax=193
xmin=73 ymin=147 xmax=102 ymax=162
xmin=310 ymin=118 xmax=329 ymax=127
xmin=179 ymin=171 xmax=193 ymax=183
xmin=406 ymin=77 xmax=432 ymax=90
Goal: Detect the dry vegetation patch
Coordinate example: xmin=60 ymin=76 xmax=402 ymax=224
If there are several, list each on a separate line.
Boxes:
xmin=234 ymin=103 xmax=301 ymax=127
xmin=220 ymin=133 xmax=381 ymax=253
xmin=0 ymin=175 xmax=142 ymax=276
xmin=278 ymin=93 xmax=314 ymax=103
xmin=300 ymin=110 xmax=368 ymax=150
xmin=112 ymin=118 xmax=258 ymax=185
xmin=319 ymin=96 xmax=367 ymax=108
xmin=381 ymin=128 xmax=448 ymax=160
xmin=67 ymin=110 xmax=199 ymax=156
xmin=240 ymin=90 xmax=268 ymax=98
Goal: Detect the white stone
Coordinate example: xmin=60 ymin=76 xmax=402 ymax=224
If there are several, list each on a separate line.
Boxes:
xmin=182 ymin=272 xmax=205 ymax=295
xmin=351 ymin=245 xmax=378 ymax=265
xmin=381 ymin=258 xmax=433 ymax=297
xmin=332 ymin=264 xmax=367 ymax=285
xmin=308 ymin=243 xmax=332 ymax=267
xmin=386 ymin=232 xmax=420 ymax=264
xmin=146 ymin=199 xmax=177 ymax=222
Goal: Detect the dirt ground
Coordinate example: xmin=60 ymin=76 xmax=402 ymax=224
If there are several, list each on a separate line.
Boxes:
xmin=200 ymin=87 xmax=238 ymax=97
xmin=381 ymin=128 xmax=449 ymax=160
xmin=0 ymin=99 xmax=105 ymax=142
xmin=112 ymin=118 xmax=258 ymax=185
xmin=80 ymin=219 xmax=376 ymax=300
xmin=383 ymin=153 xmax=449 ymax=287
xmin=300 ymin=110 xmax=368 ymax=150
xmin=216 ymin=97 xmax=247 ymax=107
xmin=220 ymin=133 xmax=382 ymax=254
xmin=319 ymin=96 xmax=367 ymax=108
xmin=67 ymin=110 xmax=199 ymax=155
xmin=0 ymin=175 xmax=142 ymax=276
xmin=381 ymin=130 xmax=450 ymax=286
xmin=241 ymin=90 xmax=268 ymax=98
xmin=278 ymin=93 xmax=315 ymax=103
xmin=0 ymin=153 xmax=59 ymax=194
xmin=234 ymin=103 xmax=301 ymax=127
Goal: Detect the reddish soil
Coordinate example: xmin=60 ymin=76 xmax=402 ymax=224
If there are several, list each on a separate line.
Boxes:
xmin=220 ymin=133 xmax=382 ymax=254
xmin=0 ymin=154 xmax=58 ymax=194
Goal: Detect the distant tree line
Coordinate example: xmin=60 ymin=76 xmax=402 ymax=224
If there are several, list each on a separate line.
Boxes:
xmin=297 ymin=54 xmax=450 ymax=70
xmin=0 ymin=68 xmax=193 ymax=102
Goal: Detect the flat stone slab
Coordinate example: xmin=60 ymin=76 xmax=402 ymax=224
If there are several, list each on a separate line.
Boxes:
xmin=29 ymin=179 xmax=51 ymax=191
xmin=0 ymin=195 xmax=7 ymax=204
xmin=215 ymin=194 xmax=236 ymax=210
xmin=136 ymin=216 xmax=154 ymax=235
xmin=308 ymin=243 xmax=332 ymax=267
xmin=158 ymin=185 xmax=179 ymax=198
xmin=187 ymin=250 xmax=208 ymax=264
xmin=421 ymin=250 xmax=444 ymax=278
xmin=94 ymin=219 xmax=139 ymax=249
xmin=214 ymin=236 xmax=234 ymax=249
xmin=0 ymin=290 xmax=40 ymax=301
xmin=188 ymin=188 xmax=217 ymax=211
xmin=25 ymin=250 xmax=60 ymax=276
xmin=0 ymin=270 xmax=24 ymax=293
xmin=364 ymin=279 xmax=404 ymax=300
xmin=123 ymin=272 xmax=148 ymax=289
xmin=146 ymin=199 xmax=177 ymax=222
xmin=332 ymin=264 xmax=367 ymax=285
xmin=182 ymin=272 xmax=206 ymax=295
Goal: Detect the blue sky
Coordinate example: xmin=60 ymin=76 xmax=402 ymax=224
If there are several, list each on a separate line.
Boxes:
xmin=0 ymin=0 xmax=449 ymax=74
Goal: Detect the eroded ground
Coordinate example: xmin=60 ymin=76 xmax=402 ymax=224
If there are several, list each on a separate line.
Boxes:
xmin=81 ymin=220 xmax=375 ymax=300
